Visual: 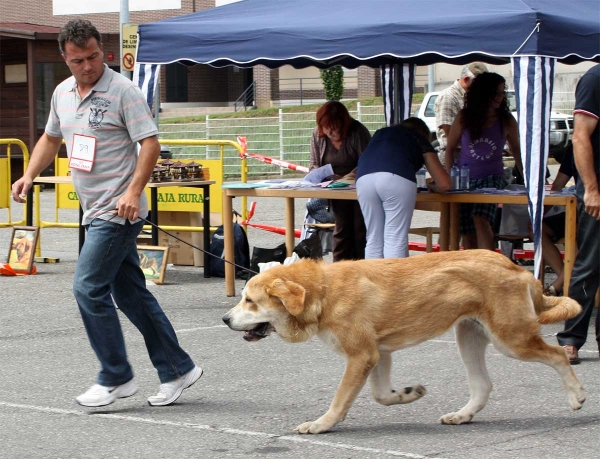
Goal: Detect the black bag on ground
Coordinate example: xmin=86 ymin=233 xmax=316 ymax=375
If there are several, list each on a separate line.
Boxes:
xmin=293 ymin=232 xmax=323 ymax=260
xmin=247 ymin=243 xmax=288 ymax=279
xmin=209 ymin=223 xmax=250 ymax=279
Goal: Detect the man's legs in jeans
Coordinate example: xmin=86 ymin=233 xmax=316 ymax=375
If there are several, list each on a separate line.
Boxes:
xmin=74 ymin=219 xmax=195 ymax=387
xmin=557 ymin=200 xmax=600 ymax=351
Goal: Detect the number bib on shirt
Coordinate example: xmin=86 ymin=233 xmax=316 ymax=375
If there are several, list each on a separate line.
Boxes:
xmin=69 ymin=134 xmax=97 ymax=172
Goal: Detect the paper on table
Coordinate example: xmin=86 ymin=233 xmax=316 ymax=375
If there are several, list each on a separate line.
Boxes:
xmin=303 ymin=164 xmax=334 ymax=184
xmin=221 ymin=182 xmax=272 ymax=189
xmin=333 ymin=178 xmax=355 ymax=186
xmin=267 ymin=180 xmax=319 ymax=189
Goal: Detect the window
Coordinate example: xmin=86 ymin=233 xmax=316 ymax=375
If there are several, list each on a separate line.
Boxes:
xmin=4 ymin=64 xmax=27 ymax=84
xmin=35 ymin=63 xmax=72 ymax=129
xmin=424 ymin=95 xmax=437 ymax=117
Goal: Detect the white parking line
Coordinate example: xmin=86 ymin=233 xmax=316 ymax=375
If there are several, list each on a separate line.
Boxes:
xmin=0 ymin=401 xmax=443 ymax=459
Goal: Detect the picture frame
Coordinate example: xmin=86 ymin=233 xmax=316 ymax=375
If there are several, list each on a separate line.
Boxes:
xmin=137 ymin=246 xmax=170 ymax=285
xmin=7 ymin=226 xmax=39 ymax=274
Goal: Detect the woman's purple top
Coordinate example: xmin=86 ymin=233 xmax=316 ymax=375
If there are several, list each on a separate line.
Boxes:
xmin=458 ymin=119 xmax=505 ymax=179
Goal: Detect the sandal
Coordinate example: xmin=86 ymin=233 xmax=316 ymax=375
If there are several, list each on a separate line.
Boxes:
xmin=544 ymin=284 xmax=562 ymax=296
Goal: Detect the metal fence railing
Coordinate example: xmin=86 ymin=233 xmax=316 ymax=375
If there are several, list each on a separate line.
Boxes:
xmin=271 ymin=75 xmax=359 ymax=106
xmin=234 ymin=81 xmax=256 ymax=112
xmin=159 ymin=104 xmax=391 ymax=178
xmin=158 ymin=93 xmax=572 ymax=179
xmin=0 ymin=138 xmax=30 ymax=227
xmin=551 ymin=92 xmax=576 ymax=115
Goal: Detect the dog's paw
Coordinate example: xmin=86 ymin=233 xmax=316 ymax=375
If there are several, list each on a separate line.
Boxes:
xmin=397 ymin=385 xmax=427 ymax=403
xmin=439 ymin=412 xmax=473 ymax=425
xmin=568 ymin=389 xmax=586 ymax=411
xmin=295 ymin=414 xmax=339 ymax=434
xmin=295 ymin=420 xmax=329 ymax=434
xmin=378 ymin=385 xmax=428 ymax=406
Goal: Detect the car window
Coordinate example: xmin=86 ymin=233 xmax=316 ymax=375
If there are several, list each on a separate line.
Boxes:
xmin=424 ymin=95 xmax=437 ymax=117
xmin=506 ymin=91 xmax=517 ymax=112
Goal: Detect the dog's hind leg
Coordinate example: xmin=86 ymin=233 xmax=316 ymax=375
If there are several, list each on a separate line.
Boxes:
xmin=491 ymin=333 xmax=586 ymax=411
xmin=441 ymin=319 xmax=492 ymax=425
xmin=369 ymin=351 xmax=427 ymax=406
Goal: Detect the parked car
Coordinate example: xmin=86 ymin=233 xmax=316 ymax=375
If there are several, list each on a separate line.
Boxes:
xmin=414 ymin=90 xmax=573 ymax=157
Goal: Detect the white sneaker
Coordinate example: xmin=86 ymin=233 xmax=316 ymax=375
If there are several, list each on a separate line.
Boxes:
xmin=147 ymin=366 xmax=203 ymax=406
xmin=76 ymin=380 xmax=137 ymax=407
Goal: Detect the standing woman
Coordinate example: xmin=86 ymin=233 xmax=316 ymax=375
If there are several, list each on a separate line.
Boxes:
xmin=310 ymin=101 xmax=371 ymax=261
xmin=356 ymin=118 xmax=450 ymax=259
xmin=445 ymin=72 xmax=523 ymax=250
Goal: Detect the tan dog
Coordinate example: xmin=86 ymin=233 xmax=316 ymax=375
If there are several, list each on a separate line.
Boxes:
xmin=222 ymin=250 xmax=586 ymax=434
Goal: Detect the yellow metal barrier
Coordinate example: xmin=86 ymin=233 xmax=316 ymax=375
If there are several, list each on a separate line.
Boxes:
xmin=42 ymin=138 xmax=248 ymax=237
xmin=0 ymin=138 xmax=30 ymax=228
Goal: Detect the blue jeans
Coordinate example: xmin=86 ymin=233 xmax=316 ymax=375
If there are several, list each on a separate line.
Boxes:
xmin=74 ymin=218 xmax=195 ymax=386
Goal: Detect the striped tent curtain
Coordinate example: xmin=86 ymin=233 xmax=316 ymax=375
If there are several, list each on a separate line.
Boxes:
xmin=511 ymin=56 xmax=556 ymax=278
xmin=133 ymin=63 xmax=161 ymax=110
xmin=380 ymin=64 xmax=416 ymax=126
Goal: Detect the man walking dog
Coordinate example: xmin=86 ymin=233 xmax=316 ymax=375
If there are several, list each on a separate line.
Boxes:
xmin=12 ymin=19 xmax=202 ymax=407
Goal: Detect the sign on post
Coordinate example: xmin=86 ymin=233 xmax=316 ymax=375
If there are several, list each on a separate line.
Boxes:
xmin=121 ymin=23 xmax=139 ymax=71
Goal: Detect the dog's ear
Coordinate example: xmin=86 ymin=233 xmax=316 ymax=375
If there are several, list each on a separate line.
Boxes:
xmin=267 ymin=279 xmax=306 ymax=316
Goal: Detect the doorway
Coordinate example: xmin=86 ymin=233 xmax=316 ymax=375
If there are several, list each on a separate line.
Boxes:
xmin=166 ymin=63 xmax=188 ymax=102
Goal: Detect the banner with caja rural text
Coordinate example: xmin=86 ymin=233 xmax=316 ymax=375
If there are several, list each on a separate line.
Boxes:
xmin=55 ymin=158 xmax=223 ymax=213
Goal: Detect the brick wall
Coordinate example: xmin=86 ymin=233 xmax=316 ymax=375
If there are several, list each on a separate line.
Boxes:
xmin=0 ymin=0 xmax=216 ymax=74
xmin=357 ymin=66 xmax=381 ymax=98
xmin=227 ymin=68 xmax=246 ymax=101
xmin=0 ymin=0 xmax=212 ymax=33
xmin=255 ymin=66 xmax=278 ymax=108
xmin=1 ymin=1 xmax=387 ymax=107
xmin=155 ymin=64 xmax=247 ymax=104
xmin=188 ymin=65 xmax=228 ymax=102
xmin=276 ymin=89 xmax=359 ymax=102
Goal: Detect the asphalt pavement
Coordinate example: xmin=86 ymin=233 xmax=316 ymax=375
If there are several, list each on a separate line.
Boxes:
xmin=0 ymin=187 xmax=598 ymax=459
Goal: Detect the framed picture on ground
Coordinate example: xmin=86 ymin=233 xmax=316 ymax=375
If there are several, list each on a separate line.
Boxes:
xmin=137 ymin=246 xmax=170 ymax=285
xmin=7 ymin=226 xmax=39 ymax=274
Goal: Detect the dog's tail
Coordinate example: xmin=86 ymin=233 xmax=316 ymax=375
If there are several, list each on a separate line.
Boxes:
xmin=536 ymin=294 xmax=582 ymax=324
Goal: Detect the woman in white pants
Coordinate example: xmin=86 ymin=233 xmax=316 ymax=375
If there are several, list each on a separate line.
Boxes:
xmin=356 ymin=118 xmax=450 ymax=259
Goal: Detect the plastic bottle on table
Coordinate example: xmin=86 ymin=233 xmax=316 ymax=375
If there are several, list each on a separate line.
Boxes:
xmin=460 ymin=164 xmax=470 ymax=190
xmin=416 ymin=166 xmax=427 ymax=189
xmin=450 ymin=162 xmax=460 ymax=190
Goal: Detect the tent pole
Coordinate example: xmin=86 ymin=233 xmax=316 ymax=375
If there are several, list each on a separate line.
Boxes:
xmin=428 ymin=65 xmax=435 ymax=93
xmin=120 ymin=0 xmax=132 ymax=79
xmin=393 ymin=63 xmax=400 ymax=125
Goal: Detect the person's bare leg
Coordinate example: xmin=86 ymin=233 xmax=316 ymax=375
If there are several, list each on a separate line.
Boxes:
xmin=462 ymin=234 xmax=478 ymax=250
xmin=542 ymin=226 xmax=565 ymax=291
xmin=473 ymin=216 xmax=496 ymax=251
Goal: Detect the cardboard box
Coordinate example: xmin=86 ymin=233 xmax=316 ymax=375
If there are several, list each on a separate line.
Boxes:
xmin=152 ymin=211 xmax=221 ymax=267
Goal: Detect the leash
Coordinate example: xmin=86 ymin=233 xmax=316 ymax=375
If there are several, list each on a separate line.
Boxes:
xmin=90 ymin=210 xmax=259 ymax=276
xmin=140 ymin=217 xmax=259 ymax=277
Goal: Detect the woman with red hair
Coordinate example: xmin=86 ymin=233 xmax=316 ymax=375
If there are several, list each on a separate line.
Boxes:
xmin=310 ymin=101 xmax=371 ymax=261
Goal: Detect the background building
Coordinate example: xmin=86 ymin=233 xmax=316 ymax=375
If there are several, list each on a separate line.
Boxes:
xmin=0 ymin=0 xmax=592 ymax=180
xmin=0 ymin=1 xmax=398 ymax=160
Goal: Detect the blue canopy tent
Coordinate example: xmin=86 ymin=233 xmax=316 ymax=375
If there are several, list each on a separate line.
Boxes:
xmin=136 ymin=0 xmax=600 ymax=276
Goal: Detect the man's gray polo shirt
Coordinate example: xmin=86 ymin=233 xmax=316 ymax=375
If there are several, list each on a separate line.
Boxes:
xmin=46 ymin=65 xmax=158 ymax=225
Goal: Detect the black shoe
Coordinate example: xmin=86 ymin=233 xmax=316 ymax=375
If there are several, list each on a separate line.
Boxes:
xmin=563 ymin=345 xmax=580 ymax=365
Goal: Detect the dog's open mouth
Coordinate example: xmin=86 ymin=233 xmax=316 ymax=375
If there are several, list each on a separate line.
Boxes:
xmin=243 ymin=322 xmax=273 ymax=342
